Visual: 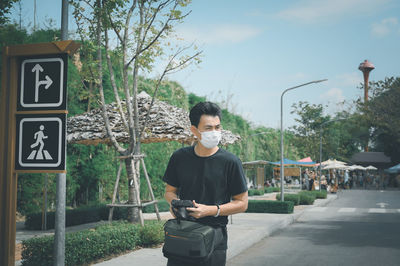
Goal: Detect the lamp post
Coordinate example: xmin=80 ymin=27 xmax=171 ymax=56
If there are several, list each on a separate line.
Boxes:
xmin=319 ymin=118 xmax=347 ymax=191
xmin=280 ymin=79 xmax=327 ymax=201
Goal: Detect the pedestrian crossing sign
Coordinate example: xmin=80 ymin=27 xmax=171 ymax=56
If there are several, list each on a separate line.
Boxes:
xmin=15 ymin=114 xmax=66 ymax=170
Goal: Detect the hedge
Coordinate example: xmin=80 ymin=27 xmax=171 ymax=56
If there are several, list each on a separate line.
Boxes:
xmin=246 ymin=200 xmax=294 ymax=214
xmin=298 ymin=191 xmax=316 ymax=205
xmin=264 ymin=187 xmax=280 ymax=193
xmin=25 ymin=199 xmax=170 ymax=230
xmin=275 ymin=193 xmax=300 ymax=206
xmin=248 ymin=189 xmax=265 ymax=196
xmin=21 ymin=220 xmax=164 ymax=266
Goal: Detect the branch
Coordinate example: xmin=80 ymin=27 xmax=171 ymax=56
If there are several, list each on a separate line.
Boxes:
xmin=104 ymin=28 xmax=129 ymax=131
xmin=95 ymin=0 xmax=125 ymax=154
xmin=139 ymin=45 xmax=202 ymax=138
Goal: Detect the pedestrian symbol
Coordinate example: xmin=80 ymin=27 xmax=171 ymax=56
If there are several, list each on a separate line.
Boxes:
xmin=18 ymin=54 xmax=67 ymax=111
xmin=15 ymin=114 xmax=66 ymax=170
xmin=28 ymin=125 xmax=53 ymax=160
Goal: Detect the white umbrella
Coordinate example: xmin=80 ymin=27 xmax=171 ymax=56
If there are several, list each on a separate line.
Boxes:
xmin=322 ymin=159 xmax=348 ymax=170
xmin=348 ymin=165 xmax=366 ymax=171
xmin=366 ymin=165 xmax=378 ymax=170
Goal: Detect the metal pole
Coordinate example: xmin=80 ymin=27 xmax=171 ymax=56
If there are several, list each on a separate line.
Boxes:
xmin=319 ymin=127 xmax=323 ymax=191
xmin=54 ymin=1 xmax=68 ymax=265
xmin=280 ymin=79 xmax=327 ymax=201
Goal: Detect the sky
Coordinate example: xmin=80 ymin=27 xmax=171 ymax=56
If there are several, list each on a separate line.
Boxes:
xmin=8 ymin=0 xmax=400 ymax=129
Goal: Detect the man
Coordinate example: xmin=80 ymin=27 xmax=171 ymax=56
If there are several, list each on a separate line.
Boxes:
xmin=163 ymin=102 xmax=248 ymax=266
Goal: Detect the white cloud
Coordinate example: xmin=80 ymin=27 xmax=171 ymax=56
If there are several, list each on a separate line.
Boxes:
xmin=335 ymin=72 xmax=362 ymax=87
xmin=320 ymin=87 xmax=345 ymax=103
xmin=175 ymin=24 xmax=262 ymax=45
xmin=371 ymin=17 xmax=399 ymax=37
xmin=277 ymin=0 xmax=390 ymax=24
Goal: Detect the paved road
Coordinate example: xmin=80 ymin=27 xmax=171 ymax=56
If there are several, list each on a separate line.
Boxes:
xmin=228 ymin=189 xmax=400 ymax=266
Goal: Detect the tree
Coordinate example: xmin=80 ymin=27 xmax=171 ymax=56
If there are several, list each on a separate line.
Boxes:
xmin=290 ymin=101 xmax=361 ymax=162
xmin=0 ymin=0 xmax=18 ymax=25
xmin=71 ymin=0 xmax=200 ymax=223
xmin=359 ymin=77 xmax=400 ymax=162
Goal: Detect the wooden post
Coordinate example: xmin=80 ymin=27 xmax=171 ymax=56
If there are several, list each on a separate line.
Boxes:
xmin=0 ymin=47 xmax=18 ymax=266
xmin=108 ymin=161 xmax=123 ymax=222
xmin=141 ymin=158 xmax=161 ymax=221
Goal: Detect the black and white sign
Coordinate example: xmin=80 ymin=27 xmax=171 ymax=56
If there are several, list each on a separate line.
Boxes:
xmin=18 ymin=54 xmax=67 ymax=111
xmin=15 ymin=114 xmax=66 ymax=170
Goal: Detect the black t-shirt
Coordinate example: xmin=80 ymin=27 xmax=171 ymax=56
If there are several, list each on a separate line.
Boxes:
xmin=163 ymin=146 xmax=247 ymax=226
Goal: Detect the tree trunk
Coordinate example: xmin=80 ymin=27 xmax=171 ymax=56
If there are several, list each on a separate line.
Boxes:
xmin=125 ymin=158 xmax=139 ymax=223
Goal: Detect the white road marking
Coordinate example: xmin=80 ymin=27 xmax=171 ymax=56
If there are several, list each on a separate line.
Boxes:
xmin=309 ymin=207 xmax=327 ymax=212
xmin=368 ymin=208 xmax=386 ymax=213
xmin=338 ymin=208 xmax=356 ymax=213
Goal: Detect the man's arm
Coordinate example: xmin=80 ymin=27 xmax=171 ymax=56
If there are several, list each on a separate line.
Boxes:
xmin=164 ymin=184 xmax=179 ymax=217
xmin=187 ymin=191 xmax=248 ymax=219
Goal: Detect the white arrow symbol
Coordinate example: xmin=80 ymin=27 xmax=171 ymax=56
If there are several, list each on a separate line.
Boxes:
xmin=377 ymin=202 xmax=388 ymax=208
xmin=32 ymin=64 xmax=53 ymax=102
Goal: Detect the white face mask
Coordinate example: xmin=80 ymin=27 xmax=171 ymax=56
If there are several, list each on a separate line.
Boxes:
xmin=198 ymin=130 xmax=222 ymax=149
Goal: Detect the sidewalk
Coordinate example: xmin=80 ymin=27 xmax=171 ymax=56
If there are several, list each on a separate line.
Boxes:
xmin=15 ymin=194 xmax=336 ymax=265
xmin=94 ymin=194 xmax=337 ymax=266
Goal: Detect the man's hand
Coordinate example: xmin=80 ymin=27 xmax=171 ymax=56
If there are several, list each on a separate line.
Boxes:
xmin=186 ymin=200 xmax=216 ymax=219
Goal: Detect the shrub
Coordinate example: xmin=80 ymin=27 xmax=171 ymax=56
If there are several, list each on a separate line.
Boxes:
xmin=138 ymin=220 xmax=165 ymax=247
xmin=248 ymin=189 xmax=264 ymax=196
xmin=25 ymin=200 xmax=169 ymax=230
xmin=22 ymin=221 xmax=164 ymax=266
xmin=246 ymin=200 xmax=294 ymax=214
xmin=265 ymin=187 xmax=280 ymax=193
xmin=275 ymin=193 xmax=300 ymax=206
xmin=298 ymin=191 xmax=316 ymax=205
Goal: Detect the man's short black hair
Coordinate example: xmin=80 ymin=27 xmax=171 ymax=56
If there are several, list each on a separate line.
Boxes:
xmin=189 ymin=102 xmax=222 ymax=127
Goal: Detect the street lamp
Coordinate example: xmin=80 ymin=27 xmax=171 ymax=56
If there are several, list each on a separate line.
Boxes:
xmin=319 ymin=118 xmax=347 ymax=191
xmin=280 ymin=79 xmax=327 ymax=201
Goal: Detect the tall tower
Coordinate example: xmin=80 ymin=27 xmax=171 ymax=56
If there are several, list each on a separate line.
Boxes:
xmin=358 ymin=59 xmax=375 ymax=103
xmin=358 ymin=59 xmax=375 ymax=152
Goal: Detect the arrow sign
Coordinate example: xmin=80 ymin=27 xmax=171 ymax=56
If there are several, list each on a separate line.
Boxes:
xmin=32 ymin=64 xmax=53 ymax=102
xmin=18 ymin=55 xmax=67 ymax=110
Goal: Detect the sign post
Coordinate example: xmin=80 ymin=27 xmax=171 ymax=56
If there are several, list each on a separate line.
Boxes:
xmin=0 ymin=41 xmax=79 ymax=266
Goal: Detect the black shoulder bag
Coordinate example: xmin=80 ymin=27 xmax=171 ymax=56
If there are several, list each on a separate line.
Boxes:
xmin=162 ymin=200 xmax=223 ymax=263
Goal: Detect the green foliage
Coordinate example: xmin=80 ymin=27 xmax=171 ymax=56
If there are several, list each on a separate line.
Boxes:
xmin=246 ymin=200 xmax=294 ymax=214
xmin=264 ymin=187 xmax=280 ymax=193
xmin=138 ymin=220 xmax=165 ymax=247
xmin=276 ymin=193 xmax=300 ymax=205
xmin=248 ymin=189 xmax=264 ymax=196
xmin=22 ymin=221 xmax=166 ymax=266
xmin=25 ymin=200 xmax=170 ymax=230
xmin=359 ymin=77 xmax=400 ymax=162
xmin=298 ymin=191 xmax=316 ymax=205
xmin=0 ymin=0 xmax=19 ymax=25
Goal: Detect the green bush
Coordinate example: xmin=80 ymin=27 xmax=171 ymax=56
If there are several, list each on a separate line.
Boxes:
xmin=248 ymin=189 xmax=265 ymax=196
xmin=264 ymin=187 xmax=280 ymax=193
xmin=275 ymin=193 xmax=300 ymax=206
xmin=246 ymin=200 xmax=294 ymax=214
xmin=25 ymin=200 xmax=170 ymax=230
xmin=138 ymin=220 xmax=165 ymax=247
xmin=22 ymin=221 xmax=164 ymax=266
xmin=298 ymin=191 xmax=316 ymax=205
